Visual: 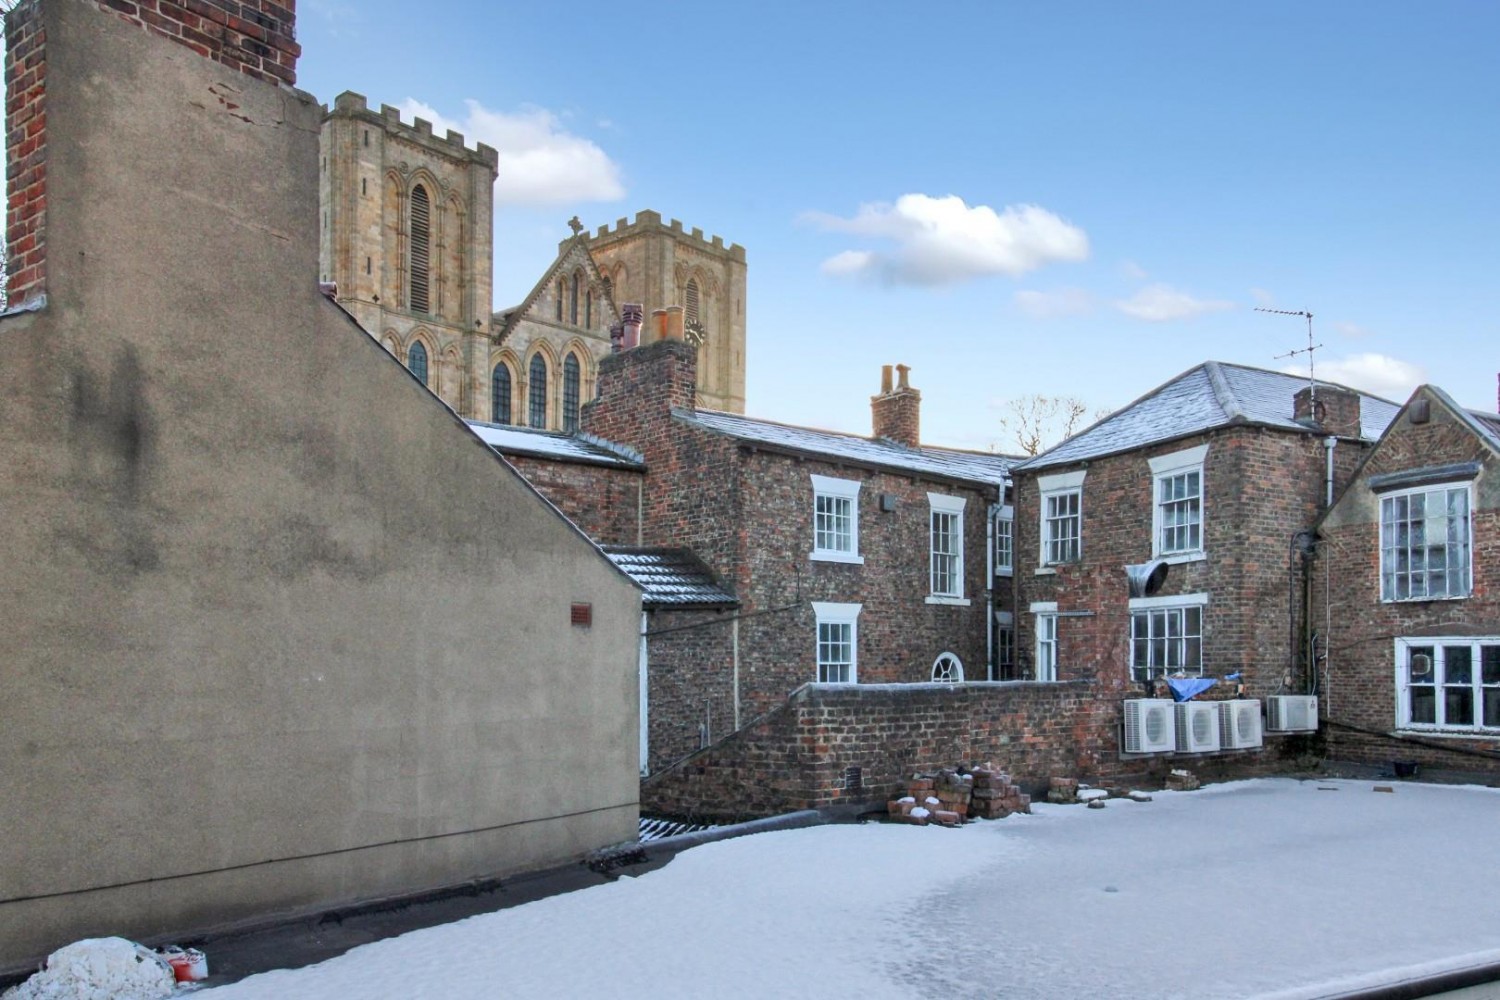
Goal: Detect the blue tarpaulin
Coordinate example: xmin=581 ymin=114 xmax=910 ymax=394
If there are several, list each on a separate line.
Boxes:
xmin=1165 ymin=677 xmax=1218 ymax=702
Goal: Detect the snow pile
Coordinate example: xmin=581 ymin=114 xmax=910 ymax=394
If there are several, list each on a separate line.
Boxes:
xmin=2 ymin=938 xmax=174 ymax=1000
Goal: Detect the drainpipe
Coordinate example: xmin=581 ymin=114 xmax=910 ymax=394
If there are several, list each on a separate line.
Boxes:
xmin=986 ymin=504 xmax=996 ymax=676
xmin=1323 ymin=436 xmax=1336 ymax=508
xmin=732 ymin=617 xmax=741 ymax=730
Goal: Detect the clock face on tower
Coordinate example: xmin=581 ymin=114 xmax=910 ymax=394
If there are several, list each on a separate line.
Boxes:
xmin=684 ymin=320 xmax=707 ymax=347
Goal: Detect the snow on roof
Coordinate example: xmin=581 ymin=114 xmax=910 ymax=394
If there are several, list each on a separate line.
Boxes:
xmin=1473 ymin=411 xmax=1500 ymax=450
xmin=602 ymin=547 xmax=737 ymax=608
xmin=467 ymin=421 xmax=644 ymax=469
xmin=677 ymin=409 xmax=1017 ymax=486
xmin=1020 ymin=361 xmax=1401 ymax=471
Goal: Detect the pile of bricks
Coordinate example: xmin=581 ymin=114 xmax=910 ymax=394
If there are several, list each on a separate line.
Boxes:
xmin=887 ymin=766 xmax=1031 ymax=826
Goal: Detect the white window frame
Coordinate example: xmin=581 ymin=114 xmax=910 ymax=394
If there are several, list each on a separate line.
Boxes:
xmin=1031 ymin=601 xmax=1058 ymax=682
xmin=1037 ymin=470 xmax=1085 ymax=570
xmin=1149 ymin=445 xmax=1207 ymax=563
xmin=1379 ymin=482 xmax=1472 ymax=602
xmin=992 ymin=610 xmax=1015 ymax=681
xmin=809 ymin=474 xmax=864 ymax=564
xmin=1128 ymin=592 xmax=1208 ymax=681
xmin=992 ymin=504 xmax=1014 ymax=578
xmin=812 ymin=601 xmax=861 ymax=684
xmin=927 ymin=492 xmax=969 ymax=605
xmin=1394 ymin=637 xmax=1500 ymax=733
xmin=931 ymin=652 xmax=964 ymax=683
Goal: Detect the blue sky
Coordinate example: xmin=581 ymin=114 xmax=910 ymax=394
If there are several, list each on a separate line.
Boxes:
xmin=296 ymin=2 xmax=1498 ymax=451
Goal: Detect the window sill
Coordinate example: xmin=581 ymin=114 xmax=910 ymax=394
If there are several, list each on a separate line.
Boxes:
xmin=1155 ymin=551 xmax=1206 ymax=565
xmin=925 ymin=595 xmax=971 ymax=606
xmin=995 ymin=568 xmax=1014 ymax=578
xmin=810 ymin=551 xmax=864 ymax=565
xmin=1393 ymin=727 xmax=1500 ymax=740
xmin=1034 ymin=567 xmax=1057 ymax=576
xmin=1382 ymin=594 xmax=1470 ymax=604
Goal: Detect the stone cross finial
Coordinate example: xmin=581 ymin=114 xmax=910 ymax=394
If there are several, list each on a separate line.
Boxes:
xmin=568 ymin=216 xmax=584 ymax=235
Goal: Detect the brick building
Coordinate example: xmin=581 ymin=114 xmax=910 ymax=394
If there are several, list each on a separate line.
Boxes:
xmin=476 ymin=336 xmax=1018 ymax=779
xmin=1011 ymin=362 xmax=1399 ymax=769
xmin=1314 ymin=385 xmax=1500 ymax=774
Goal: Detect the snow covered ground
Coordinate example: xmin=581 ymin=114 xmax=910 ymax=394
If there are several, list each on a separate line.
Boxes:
xmin=199 ymin=778 xmax=1500 ymax=999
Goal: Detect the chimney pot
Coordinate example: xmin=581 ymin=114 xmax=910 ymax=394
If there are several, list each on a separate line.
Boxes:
xmin=666 ymin=304 xmax=685 ymax=341
xmin=896 ymin=364 xmax=910 ymax=390
xmin=881 ymin=365 xmax=893 ymax=395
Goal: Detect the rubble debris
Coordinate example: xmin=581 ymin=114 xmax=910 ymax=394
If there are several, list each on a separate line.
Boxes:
xmin=1128 ymin=790 xmax=1154 ymax=803
xmin=1166 ymin=769 xmax=1201 ymax=792
xmin=888 ymin=766 xmax=1030 ymax=825
xmin=1087 ymin=799 xmax=1107 ymax=809
xmin=3 ymin=938 xmax=174 ymax=1000
xmin=1047 ymin=776 xmax=1080 ymax=804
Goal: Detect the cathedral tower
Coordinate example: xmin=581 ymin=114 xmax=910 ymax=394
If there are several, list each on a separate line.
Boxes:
xmin=319 ymin=92 xmax=498 ymax=417
xmin=580 ymin=211 xmax=747 ymax=414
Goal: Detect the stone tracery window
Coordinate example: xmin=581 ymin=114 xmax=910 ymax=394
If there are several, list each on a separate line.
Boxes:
xmin=408 ymin=184 xmax=431 ymax=314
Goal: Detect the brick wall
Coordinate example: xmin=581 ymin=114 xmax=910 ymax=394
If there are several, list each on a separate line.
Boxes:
xmin=1315 ymin=390 xmax=1500 ymax=773
xmin=643 ymin=606 xmax=738 ymax=773
xmin=5 ymin=0 xmax=299 ymax=309
xmin=503 ymin=454 xmax=643 ymax=544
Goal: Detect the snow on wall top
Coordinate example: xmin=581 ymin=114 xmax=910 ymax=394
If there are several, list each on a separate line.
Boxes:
xmin=1019 ymin=361 xmax=1401 ymax=472
xmin=467 ymin=421 xmax=644 ymax=469
xmin=676 ymin=409 xmax=1017 ymax=487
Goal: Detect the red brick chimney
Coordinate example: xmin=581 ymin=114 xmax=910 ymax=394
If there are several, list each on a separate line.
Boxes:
xmin=871 ymin=363 xmax=921 ymax=447
xmin=4 ymin=0 xmax=300 ymax=310
xmin=583 ymin=338 xmax=699 ymax=444
xmin=1293 ymin=383 xmax=1362 ymax=439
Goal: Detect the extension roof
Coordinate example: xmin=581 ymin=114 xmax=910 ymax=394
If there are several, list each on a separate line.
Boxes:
xmin=467 ymin=420 xmax=644 ymax=469
xmin=676 ymin=408 xmax=1017 ymax=487
xmin=602 ymin=547 xmax=738 ymax=609
xmin=1018 ymin=361 xmax=1401 ymax=472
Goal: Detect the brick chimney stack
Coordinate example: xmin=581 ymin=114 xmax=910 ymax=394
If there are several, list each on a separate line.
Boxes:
xmin=871 ymin=363 xmax=921 ymax=447
xmin=4 ymin=0 xmax=301 ymax=310
xmin=1294 ymin=383 xmax=1362 ymax=439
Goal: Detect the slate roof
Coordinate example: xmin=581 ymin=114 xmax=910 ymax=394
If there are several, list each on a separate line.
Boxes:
xmin=1019 ymin=362 xmax=1402 ymax=471
xmin=676 ymin=408 xmax=1018 ymax=486
xmin=1472 ymin=412 xmax=1500 ymax=450
xmin=467 ymin=420 xmax=644 ymax=469
xmin=602 ymin=547 xmax=738 ymax=608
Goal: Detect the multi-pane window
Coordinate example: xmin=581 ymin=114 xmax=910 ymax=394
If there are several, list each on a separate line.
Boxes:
xmin=562 ymin=354 xmax=581 ymax=433
xmin=408 ymin=184 xmax=430 ymax=314
xmin=932 ymin=653 xmax=963 ymax=683
xmin=406 ymin=341 xmax=428 ymax=386
xmin=991 ymin=611 xmax=1015 ymax=681
xmin=810 ymin=475 xmax=862 ymax=562
xmin=813 ymin=602 xmax=861 ymax=684
xmin=1035 ymin=612 xmax=1058 ymax=682
xmin=1157 ymin=470 xmax=1202 ymax=554
xmin=491 ymin=364 xmax=512 ymax=424
xmin=1380 ymin=484 xmax=1471 ymax=601
xmin=528 ymin=354 xmax=548 ymax=429
xmin=1398 ymin=640 xmax=1500 ymax=731
xmin=993 ymin=506 xmax=1013 ymax=577
xmin=1044 ymin=490 xmax=1081 ymax=565
xmin=1130 ymin=602 xmax=1205 ymax=681
xmin=928 ymin=493 xmax=966 ymax=600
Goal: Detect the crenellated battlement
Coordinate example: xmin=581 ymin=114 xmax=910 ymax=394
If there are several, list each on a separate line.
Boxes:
xmin=326 ymin=91 xmax=498 ymax=171
xmin=579 ymin=209 xmax=746 ymax=261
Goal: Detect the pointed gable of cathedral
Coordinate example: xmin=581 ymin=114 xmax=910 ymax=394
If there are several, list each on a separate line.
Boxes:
xmin=493 ymin=234 xmax=619 ymax=344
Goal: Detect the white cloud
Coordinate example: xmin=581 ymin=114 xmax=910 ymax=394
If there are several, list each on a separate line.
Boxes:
xmin=1114 ymin=284 xmax=1235 ymax=322
xmin=1120 ymin=260 xmax=1149 ymax=281
xmin=1331 ymin=320 xmax=1373 ymax=339
xmin=399 ymin=99 xmax=625 ymax=205
xmin=1014 ymin=287 xmax=1095 ymax=319
xmin=1295 ymin=353 xmax=1425 ymax=401
xmin=807 ymin=194 xmax=1089 ymax=287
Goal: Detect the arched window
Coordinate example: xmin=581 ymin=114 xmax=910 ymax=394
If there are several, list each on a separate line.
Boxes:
xmin=528 ymin=354 xmax=548 ymax=429
xmin=408 ymin=184 xmax=431 ymax=314
xmin=556 ymin=279 xmax=565 ymax=321
xmin=601 ymin=276 xmax=613 ymax=300
xmin=407 ymin=341 xmax=428 ymax=386
xmin=685 ymin=278 xmax=700 ymax=328
xmin=931 ymin=652 xmax=964 ymax=683
xmin=491 ymin=363 xmax=512 ymax=424
xmin=585 ymin=289 xmax=593 ymax=328
xmin=570 ymin=269 xmax=582 ymax=324
xmin=562 ymin=354 xmax=581 ymax=433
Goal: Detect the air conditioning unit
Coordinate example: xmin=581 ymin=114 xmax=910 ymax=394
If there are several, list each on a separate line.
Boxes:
xmin=1218 ymin=699 xmax=1264 ymax=749
xmin=1175 ymin=701 xmax=1221 ymax=753
xmin=1122 ymin=699 xmax=1176 ymax=754
xmin=1266 ymin=695 xmax=1319 ymax=733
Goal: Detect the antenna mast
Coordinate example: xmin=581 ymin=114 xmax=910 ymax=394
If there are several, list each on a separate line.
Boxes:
xmin=1258 ymin=307 xmax=1321 ymax=402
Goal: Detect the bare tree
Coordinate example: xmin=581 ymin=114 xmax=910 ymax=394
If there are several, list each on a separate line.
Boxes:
xmin=996 ymin=395 xmax=1095 ymax=456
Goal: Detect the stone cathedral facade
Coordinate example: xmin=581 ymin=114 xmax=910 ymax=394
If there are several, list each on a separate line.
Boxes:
xmin=319 ymin=92 xmax=748 ymax=429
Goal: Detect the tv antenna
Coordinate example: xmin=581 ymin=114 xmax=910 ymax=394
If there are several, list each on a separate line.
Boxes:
xmin=1258 ymin=307 xmax=1321 ymax=402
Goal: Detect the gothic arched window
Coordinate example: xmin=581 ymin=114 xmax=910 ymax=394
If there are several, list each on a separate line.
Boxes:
xmin=556 ymin=279 xmax=565 ymax=321
xmin=491 ymin=363 xmax=512 ymax=424
xmin=408 ymin=184 xmax=431 ymax=314
xmin=685 ymin=278 xmax=700 ymax=328
xmin=407 ymin=341 xmax=428 ymax=386
xmin=528 ymin=354 xmax=548 ymax=429
xmin=585 ymin=289 xmax=593 ymax=329
xmin=570 ymin=269 xmax=582 ymax=324
xmin=563 ymin=354 xmax=581 ymax=433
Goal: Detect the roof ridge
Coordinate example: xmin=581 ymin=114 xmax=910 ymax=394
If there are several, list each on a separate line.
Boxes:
xmin=1204 ymin=361 xmax=1245 ymax=421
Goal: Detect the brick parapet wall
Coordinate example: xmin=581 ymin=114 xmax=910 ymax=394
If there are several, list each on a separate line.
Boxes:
xmin=93 ymin=0 xmax=299 ymax=85
xmin=502 ymin=454 xmax=644 ymax=545
xmin=1315 ymin=392 xmax=1500 ymax=773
